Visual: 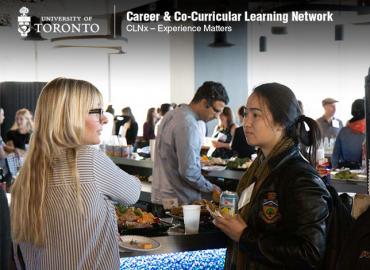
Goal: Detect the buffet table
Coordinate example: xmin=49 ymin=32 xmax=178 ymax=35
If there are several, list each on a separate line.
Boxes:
xmin=111 ymin=156 xmax=368 ymax=269
xmin=205 ymin=168 xmax=368 ymax=194
xmin=110 ymin=157 xmax=369 ymax=195
xmin=119 ymin=231 xmax=227 ymax=258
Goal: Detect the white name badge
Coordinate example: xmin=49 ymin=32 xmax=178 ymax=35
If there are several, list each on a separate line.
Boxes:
xmin=238 ymin=182 xmax=255 ymax=210
xmin=332 ymin=119 xmax=340 ymax=128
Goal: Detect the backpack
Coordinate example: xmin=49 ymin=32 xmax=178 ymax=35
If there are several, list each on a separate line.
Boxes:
xmin=322 ymin=184 xmax=355 ymax=270
xmin=336 ymin=206 xmax=370 ymax=270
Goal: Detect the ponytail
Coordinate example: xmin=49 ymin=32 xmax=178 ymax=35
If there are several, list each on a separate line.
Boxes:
xmin=294 ymin=115 xmax=321 ymax=165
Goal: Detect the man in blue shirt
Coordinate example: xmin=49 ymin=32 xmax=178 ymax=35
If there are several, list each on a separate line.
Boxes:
xmin=151 ymin=82 xmax=229 ymax=205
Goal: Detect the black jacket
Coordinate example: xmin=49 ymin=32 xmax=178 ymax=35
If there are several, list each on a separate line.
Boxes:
xmin=239 ymin=146 xmax=331 ymax=270
xmin=231 ymin=126 xmax=256 ymax=159
xmin=0 ymin=189 xmax=10 ymax=270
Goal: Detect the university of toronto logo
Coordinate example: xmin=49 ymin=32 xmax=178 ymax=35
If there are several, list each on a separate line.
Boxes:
xmin=18 ymin=7 xmax=31 ymax=37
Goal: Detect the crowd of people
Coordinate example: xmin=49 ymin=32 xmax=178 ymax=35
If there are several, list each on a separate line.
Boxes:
xmin=316 ymin=98 xmax=365 ymax=170
xmin=0 ymin=108 xmax=33 ymax=184
xmin=100 ymin=90 xmax=365 ymax=172
xmin=0 ymin=77 xmax=367 ymax=269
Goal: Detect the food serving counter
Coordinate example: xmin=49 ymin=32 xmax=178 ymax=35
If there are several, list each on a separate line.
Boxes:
xmin=111 ymin=157 xmax=367 ymax=269
xmin=111 ymin=157 xmax=230 ymax=268
xmin=205 ymin=169 xmax=368 ymax=194
xmin=120 ymin=247 xmax=227 ymax=269
xmin=119 ymin=231 xmax=228 ymax=258
xmin=110 ymin=157 xmax=368 ymax=195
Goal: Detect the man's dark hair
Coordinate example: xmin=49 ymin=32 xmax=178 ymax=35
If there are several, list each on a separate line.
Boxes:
xmin=238 ymin=106 xmax=246 ymax=117
xmin=350 ymin=99 xmax=364 ymax=122
xmin=191 ymin=81 xmax=229 ymax=105
xmin=160 ymin=103 xmax=172 ymax=116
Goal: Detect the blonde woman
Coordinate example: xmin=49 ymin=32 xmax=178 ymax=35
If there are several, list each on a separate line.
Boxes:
xmin=5 ymin=108 xmax=33 ymax=155
xmin=11 ymin=78 xmax=141 ymax=269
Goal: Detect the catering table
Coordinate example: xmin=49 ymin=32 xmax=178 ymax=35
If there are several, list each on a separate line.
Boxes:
xmin=111 ymin=156 xmax=368 ymax=268
xmin=110 ymin=157 xmax=368 ymax=195
xmin=205 ymin=168 xmax=368 ymax=194
xmin=110 ymin=156 xmax=153 ymax=176
xmin=118 ymin=213 xmax=229 ymax=269
xmin=119 ymin=230 xmax=228 ymax=258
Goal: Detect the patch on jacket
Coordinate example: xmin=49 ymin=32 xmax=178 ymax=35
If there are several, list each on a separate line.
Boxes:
xmin=260 ymin=192 xmax=281 ymax=224
xmin=359 ymin=250 xmax=370 ymax=259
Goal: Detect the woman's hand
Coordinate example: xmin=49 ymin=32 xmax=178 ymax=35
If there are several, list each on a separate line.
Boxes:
xmin=4 ymin=141 xmax=15 ymax=153
xmin=213 ymin=214 xmax=247 ymax=242
xmin=211 ymin=140 xmax=222 ymax=148
xmin=212 ymin=185 xmax=221 ymax=203
xmin=15 ymin=148 xmax=26 ymax=157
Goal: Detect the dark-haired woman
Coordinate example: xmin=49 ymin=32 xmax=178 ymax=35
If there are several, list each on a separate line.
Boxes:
xmin=214 ymin=83 xmax=331 ymax=269
xmin=232 ymin=106 xmax=256 ymax=159
xmin=210 ymin=107 xmax=237 ymax=159
xmin=154 ymin=103 xmax=173 ymax=136
xmin=332 ymin=99 xmax=365 ymax=169
xmin=143 ymin=107 xmax=157 ymax=141
xmin=119 ymin=107 xmax=138 ymax=146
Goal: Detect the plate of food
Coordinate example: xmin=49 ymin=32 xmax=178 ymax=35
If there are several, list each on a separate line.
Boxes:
xmin=119 ymin=235 xmax=160 ymax=251
xmin=116 ymin=205 xmax=171 ymax=236
xmin=202 ymin=165 xmax=226 ymax=171
xmin=226 ymin=157 xmax=252 ymax=170
xmin=331 ymin=169 xmax=359 ymax=180
xmin=200 ymin=156 xmax=227 ymax=166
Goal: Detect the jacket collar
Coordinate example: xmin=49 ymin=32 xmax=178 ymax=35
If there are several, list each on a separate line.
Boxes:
xmin=268 ymin=145 xmax=301 ymax=172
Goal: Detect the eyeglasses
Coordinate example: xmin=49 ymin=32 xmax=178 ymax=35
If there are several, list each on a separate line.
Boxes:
xmin=207 ymin=103 xmax=222 ymax=114
xmin=211 ymin=105 xmax=222 ymax=114
xmin=89 ymin=108 xmax=104 ymax=121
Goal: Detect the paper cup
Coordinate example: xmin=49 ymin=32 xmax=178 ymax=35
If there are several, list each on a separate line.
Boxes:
xmin=182 ymin=205 xmax=201 ymax=235
xmin=121 ymin=146 xmax=129 ymax=158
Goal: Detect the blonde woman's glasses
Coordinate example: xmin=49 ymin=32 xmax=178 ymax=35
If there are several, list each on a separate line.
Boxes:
xmin=89 ymin=108 xmax=104 ymax=121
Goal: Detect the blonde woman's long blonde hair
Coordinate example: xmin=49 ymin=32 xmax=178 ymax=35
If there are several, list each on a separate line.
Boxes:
xmin=11 ymin=77 xmax=103 ymax=246
xmin=11 ymin=108 xmax=34 ymax=133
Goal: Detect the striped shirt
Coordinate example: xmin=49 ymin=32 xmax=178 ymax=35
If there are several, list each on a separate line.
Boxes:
xmin=17 ymin=146 xmax=141 ymax=270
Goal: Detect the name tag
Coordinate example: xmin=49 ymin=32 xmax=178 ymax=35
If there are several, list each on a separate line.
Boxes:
xmin=332 ymin=119 xmax=340 ymax=128
xmin=238 ymin=182 xmax=255 ymax=210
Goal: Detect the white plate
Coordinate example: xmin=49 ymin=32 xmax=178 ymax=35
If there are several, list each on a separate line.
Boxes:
xmin=202 ymin=165 xmax=226 ymax=171
xmin=119 ymin=235 xmax=160 ymax=251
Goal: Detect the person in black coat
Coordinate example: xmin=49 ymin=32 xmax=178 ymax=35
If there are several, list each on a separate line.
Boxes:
xmin=0 ymin=188 xmax=10 ymax=270
xmin=116 ymin=107 xmax=138 ymax=146
xmin=231 ymin=106 xmax=256 ymax=158
xmin=214 ymin=83 xmax=331 ymax=269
